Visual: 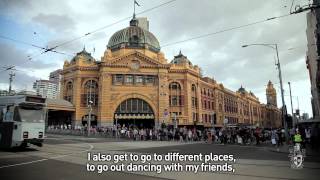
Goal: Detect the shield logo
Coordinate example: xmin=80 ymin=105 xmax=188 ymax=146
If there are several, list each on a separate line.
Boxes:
xmin=293 ymin=154 xmax=303 ymax=168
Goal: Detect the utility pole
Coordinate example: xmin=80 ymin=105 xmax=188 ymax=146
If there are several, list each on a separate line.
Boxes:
xmin=288 ymin=82 xmax=295 ymax=127
xmin=115 ymin=117 xmax=118 ymax=139
xmin=274 ymin=44 xmax=288 ymax=140
xmin=242 ymin=43 xmax=288 ymax=142
xmin=8 ymin=71 xmax=15 ymax=95
xmin=87 ymin=80 xmax=93 ymax=137
xmin=88 ymin=103 xmax=92 ymax=137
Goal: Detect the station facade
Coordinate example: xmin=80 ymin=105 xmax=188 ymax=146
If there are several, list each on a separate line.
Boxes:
xmin=60 ymin=16 xmax=281 ymax=129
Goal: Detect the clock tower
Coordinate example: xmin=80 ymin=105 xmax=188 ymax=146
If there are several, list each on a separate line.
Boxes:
xmin=266 ymin=80 xmax=277 ymax=107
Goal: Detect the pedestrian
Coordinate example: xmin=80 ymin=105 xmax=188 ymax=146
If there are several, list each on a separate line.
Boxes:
xmin=188 ymin=129 xmax=192 ymax=141
xmin=133 ymin=128 xmax=138 ymax=140
xmin=255 ymin=127 xmax=260 ymax=145
xmin=293 ymin=130 xmax=303 ymax=152
xmin=149 ymin=129 xmax=153 ymax=140
xmin=237 ymin=134 xmax=243 ymax=145
xmin=305 ymin=127 xmax=311 ymax=145
xmin=218 ymin=129 xmax=223 ymax=144
xmin=271 ymin=130 xmax=277 ymax=147
xmin=290 ymin=128 xmax=296 ymax=144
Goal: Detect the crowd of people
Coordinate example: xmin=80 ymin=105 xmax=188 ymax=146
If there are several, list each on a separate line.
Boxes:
xmin=47 ymin=123 xmax=320 ymax=149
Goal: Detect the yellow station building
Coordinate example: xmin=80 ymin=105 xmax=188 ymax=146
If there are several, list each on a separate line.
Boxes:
xmin=59 ymin=16 xmax=281 ymax=129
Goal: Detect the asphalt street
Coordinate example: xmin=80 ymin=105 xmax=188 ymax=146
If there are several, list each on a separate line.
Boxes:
xmin=126 ymin=143 xmax=320 ymax=162
xmin=0 ymin=135 xmax=319 ymax=180
xmin=0 ymin=156 xmax=168 ymax=180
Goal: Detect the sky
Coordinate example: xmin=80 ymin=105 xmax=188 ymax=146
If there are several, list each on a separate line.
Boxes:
xmin=0 ymin=0 xmax=314 ymax=116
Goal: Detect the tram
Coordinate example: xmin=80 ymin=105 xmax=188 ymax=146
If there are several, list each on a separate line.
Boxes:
xmin=0 ymin=95 xmax=46 ymax=148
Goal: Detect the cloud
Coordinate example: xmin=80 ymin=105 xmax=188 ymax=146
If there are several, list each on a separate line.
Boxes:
xmin=0 ymin=42 xmax=63 ymax=90
xmin=0 ymin=71 xmax=38 ymax=92
xmin=0 ymin=0 xmax=33 ymax=14
xmin=0 ymin=42 xmax=59 ymax=67
xmin=32 ymin=13 xmax=76 ymax=33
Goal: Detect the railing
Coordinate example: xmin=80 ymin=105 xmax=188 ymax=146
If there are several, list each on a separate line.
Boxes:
xmin=46 ymin=128 xmax=115 ymax=138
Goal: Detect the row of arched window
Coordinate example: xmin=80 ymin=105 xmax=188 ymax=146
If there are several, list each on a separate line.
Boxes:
xmin=65 ymin=82 xmax=73 ymax=102
xmin=66 ymin=80 xmax=202 ymax=109
xmin=191 ymin=84 xmax=198 ymax=108
xmin=168 ymin=82 xmax=199 ymax=108
xmin=201 ymin=88 xmax=214 ymax=98
xmin=169 ymin=82 xmax=183 ymax=106
xmin=81 ymin=80 xmax=98 ymax=107
xmin=64 ymin=80 xmax=99 ymax=107
xmin=224 ymin=96 xmax=238 ymax=114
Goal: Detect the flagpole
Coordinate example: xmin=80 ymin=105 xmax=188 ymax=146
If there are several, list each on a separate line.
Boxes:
xmin=133 ymin=0 xmax=135 ymax=16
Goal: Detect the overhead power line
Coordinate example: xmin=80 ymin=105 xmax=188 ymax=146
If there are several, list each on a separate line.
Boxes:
xmin=0 ymin=0 xmax=178 ymax=69
xmin=161 ymin=14 xmax=292 ymax=48
xmin=161 ymin=4 xmax=320 ymax=48
xmin=0 ymin=65 xmax=15 ymax=73
xmin=3 ymin=0 xmax=318 ymax=61
xmin=30 ymin=0 xmax=178 ymax=59
xmin=0 ymin=35 xmax=74 ymax=58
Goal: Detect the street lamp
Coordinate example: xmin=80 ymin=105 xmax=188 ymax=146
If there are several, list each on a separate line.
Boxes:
xmin=87 ymin=100 xmax=93 ymax=137
xmin=242 ymin=43 xmax=288 ymax=142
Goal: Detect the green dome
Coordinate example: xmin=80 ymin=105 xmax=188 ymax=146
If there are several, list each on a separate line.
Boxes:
xmin=171 ymin=51 xmax=193 ymax=65
xmin=71 ymin=47 xmax=94 ymax=62
xmin=238 ymin=85 xmax=247 ymax=94
xmin=107 ymin=18 xmax=160 ymax=53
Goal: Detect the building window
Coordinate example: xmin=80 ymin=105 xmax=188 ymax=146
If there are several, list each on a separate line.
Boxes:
xmin=145 ymin=76 xmax=155 ymax=84
xmin=82 ymin=80 xmax=98 ymax=107
xmin=135 ymin=75 xmax=143 ymax=84
xmin=191 ymin=84 xmax=198 ymax=108
xmin=169 ymin=82 xmax=183 ymax=106
xmin=64 ymin=81 xmax=73 ymax=103
xmin=114 ymin=74 xmax=123 ymax=84
xmin=112 ymin=74 xmax=157 ymax=86
xmin=125 ymin=75 xmax=134 ymax=84
xmin=193 ymin=112 xmax=198 ymax=122
xmin=115 ymin=98 xmax=153 ymax=114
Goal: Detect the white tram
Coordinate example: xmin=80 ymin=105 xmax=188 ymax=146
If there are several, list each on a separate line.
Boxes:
xmin=0 ymin=95 xmax=46 ymax=148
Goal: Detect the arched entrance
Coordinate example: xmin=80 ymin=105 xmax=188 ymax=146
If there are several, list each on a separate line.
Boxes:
xmin=114 ymin=98 xmax=155 ymax=128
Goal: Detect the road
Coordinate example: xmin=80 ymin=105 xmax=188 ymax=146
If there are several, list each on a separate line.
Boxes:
xmin=0 ymin=134 xmax=319 ymax=180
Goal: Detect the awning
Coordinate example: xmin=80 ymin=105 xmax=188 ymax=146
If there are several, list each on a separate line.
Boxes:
xmin=46 ymin=98 xmax=75 ymax=111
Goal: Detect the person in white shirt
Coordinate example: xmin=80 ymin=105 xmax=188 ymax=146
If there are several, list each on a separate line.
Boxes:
xmin=305 ymin=127 xmax=311 ymax=144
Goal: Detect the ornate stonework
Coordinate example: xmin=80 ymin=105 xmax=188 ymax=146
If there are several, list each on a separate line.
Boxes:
xmin=60 ymin=17 xmax=281 ymax=128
